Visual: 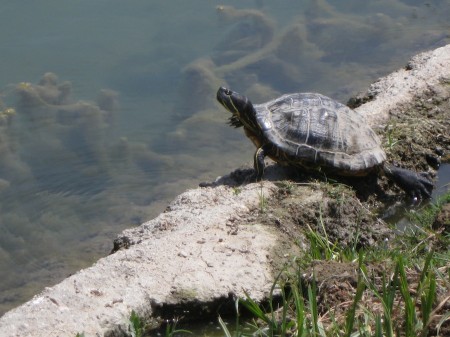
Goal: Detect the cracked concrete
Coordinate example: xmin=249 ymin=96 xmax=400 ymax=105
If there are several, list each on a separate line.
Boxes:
xmin=0 ymin=181 xmax=290 ymax=336
xmin=355 ymin=44 xmax=450 ymax=127
xmin=0 ymin=44 xmax=449 ymax=336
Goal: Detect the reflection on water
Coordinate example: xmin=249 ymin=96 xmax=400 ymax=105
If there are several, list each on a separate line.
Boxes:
xmin=0 ymin=0 xmax=449 ymax=315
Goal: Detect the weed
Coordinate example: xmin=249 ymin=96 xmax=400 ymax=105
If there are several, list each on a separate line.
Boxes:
xmin=259 ymin=182 xmax=267 ymax=213
xmin=409 ymin=191 xmax=450 ymax=229
xmin=232 ymin=187 xmax=242 ymax=195
xmin=128 ymin=310 xmax=144 ymax=337
xmin=385 ymin=123 xmax=401 ymax=150
xmin=163 ymin=317 xmax=192 ymax=337
xmin=221 ymin=249 xmax=450 ymax=336
xmin=275 ymin=181 xmax=295 ymax=195
xmin=219 ymin=316 xmax=233 ymax=337
xmin=305 ymin=204 xmax=361 ymax=263
xmin=75 ymin=311 xmax=192 ymax=337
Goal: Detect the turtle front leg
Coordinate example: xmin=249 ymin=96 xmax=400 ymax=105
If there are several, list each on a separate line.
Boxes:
xmin=253 ymin=146 xmax=266 ymax=181
xmin=382 ymin=163 xmax=434 ymax=200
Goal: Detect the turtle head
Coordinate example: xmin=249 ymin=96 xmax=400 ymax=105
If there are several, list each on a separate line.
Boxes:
xmin=216 ymin=87 xmax=258 ymax=132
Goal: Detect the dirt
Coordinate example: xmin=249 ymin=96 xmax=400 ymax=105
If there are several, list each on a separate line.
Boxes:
xmin=120 ymin=33 xmax=450 ymax=336
xmin=434 ymin=203 xmax=450 ymax=231
xmin=351 ymin=79 xmax=450 ymax=204
xmin=1 ymin=44 xmax=449 ymax=337
xmin=228 ymin=74 xmax=450 ymax=255
xmin=314 ymin=81 xmax=450 ymax=330
xmin=238 ymin=181 xmax=392 ymax=252
xmin=213 ymin=57 xmax=450 ymax=335
xmin=383 ymin=81 xmax=450 ymax=170
xmin=299 ymin=259 xmax=450 ymax=335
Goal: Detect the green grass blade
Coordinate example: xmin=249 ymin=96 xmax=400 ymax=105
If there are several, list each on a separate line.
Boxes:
xmin=218 ymin=316 xmax=233 ymax=337
xmin=396 ymin=257 xmax=414 ymax=337
xmin=129 ymin=310 xmax=143 ymax=337
xmin=345 ymin=277 xmax=366 ymax=337
xmin=292 ymin=283 xmax=306 ymax=337
xmin=308 ymin=281 xmax=320 ymax=336
xmin=344 ymin=252 xmax=366 ymax=337
xmin=436 ymin=311 xmax=450 ymax=336
xmin=280 ymin=286 xmax=291 ymax=336
xmin=240 ymin=291 xmax=271 ymax=325
xmin=418 ymin=251 xmax=434 ymax=285
xmin=420 ymin=271 xmax=436 ymax=336
xmin=384 ymin=267 xmax=398 ymax=337
xmin=374 ymin=314 xmax=383 ymax=337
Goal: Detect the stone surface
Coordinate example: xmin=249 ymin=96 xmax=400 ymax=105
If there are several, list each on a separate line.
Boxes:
xmin=0 ymin=181 xmax=291 ymax=336
xmin=0 ymin=44 xmax=449 ymax=337
xmin=355 ymin=44 xmax=450 ymax=128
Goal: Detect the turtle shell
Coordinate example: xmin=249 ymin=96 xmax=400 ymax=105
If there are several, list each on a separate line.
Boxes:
xmin=254 ymin=92 xmax=386 ymax=175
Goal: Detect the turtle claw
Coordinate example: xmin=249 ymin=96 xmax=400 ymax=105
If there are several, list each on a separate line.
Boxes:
xmin=246 ymin=170 xmax=261 ymax=183
xmin=411 ymin=172 xmax=434 ymax=200
xmin=408 ymin=172 xmax=434 ymax=199
xmin=383 ymin=163 xmax=434 ymax=200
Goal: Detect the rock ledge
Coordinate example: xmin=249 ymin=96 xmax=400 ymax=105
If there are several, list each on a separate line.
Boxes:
xmin=0 ymin=44 xmax=449 ymax=337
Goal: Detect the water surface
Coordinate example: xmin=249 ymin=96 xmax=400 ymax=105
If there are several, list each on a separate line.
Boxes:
xmin=0 ymin=0 xmax=449 ymax=315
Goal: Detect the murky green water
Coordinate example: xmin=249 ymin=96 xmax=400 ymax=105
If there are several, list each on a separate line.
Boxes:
xmin=0 ymin=0 xmax=449 ymax=316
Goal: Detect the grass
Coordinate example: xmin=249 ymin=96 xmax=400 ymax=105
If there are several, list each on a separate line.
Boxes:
xmin=220 ymin=252 xmax=449 ymax=337
xmin=385 ymin=123 xmax=401 ymax=150
xmin=218 ymin=191 xmax=450 ymax=337
xmin=76 ymin=310 xmax=192 ymax=337
xmin=259 ymin=182 xmax=268 ymax=213
xmin=75 ymin=192 xmax=450 ymax=337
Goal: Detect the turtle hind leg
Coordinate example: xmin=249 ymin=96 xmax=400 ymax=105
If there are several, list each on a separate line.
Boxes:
xmin=382 ymin=163 xmax=434 ymax=200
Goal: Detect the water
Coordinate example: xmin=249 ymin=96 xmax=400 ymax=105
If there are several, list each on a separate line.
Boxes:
xmin=0 ymin=0 xmax=449 ymax=316
xmin=382 ymin=163 xmax=450 ymax=232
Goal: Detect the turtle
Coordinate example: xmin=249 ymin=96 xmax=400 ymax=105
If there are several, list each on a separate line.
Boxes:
xmin=216 ymin=87 xmax=434 ymax=199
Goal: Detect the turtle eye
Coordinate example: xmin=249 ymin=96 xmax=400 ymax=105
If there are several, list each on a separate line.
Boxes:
xmin=224 ymin=89 xmax=232 ymax=96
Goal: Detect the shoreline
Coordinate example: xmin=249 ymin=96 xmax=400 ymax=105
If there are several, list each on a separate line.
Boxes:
xmin=0 ymin=44 xmax=449 ymax=337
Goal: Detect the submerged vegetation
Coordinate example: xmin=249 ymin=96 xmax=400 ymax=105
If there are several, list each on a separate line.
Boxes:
xmin=0 ymin=73 xmax=185 ymax=314
xmin=2 ymin=0 xmax=450 ymax=330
